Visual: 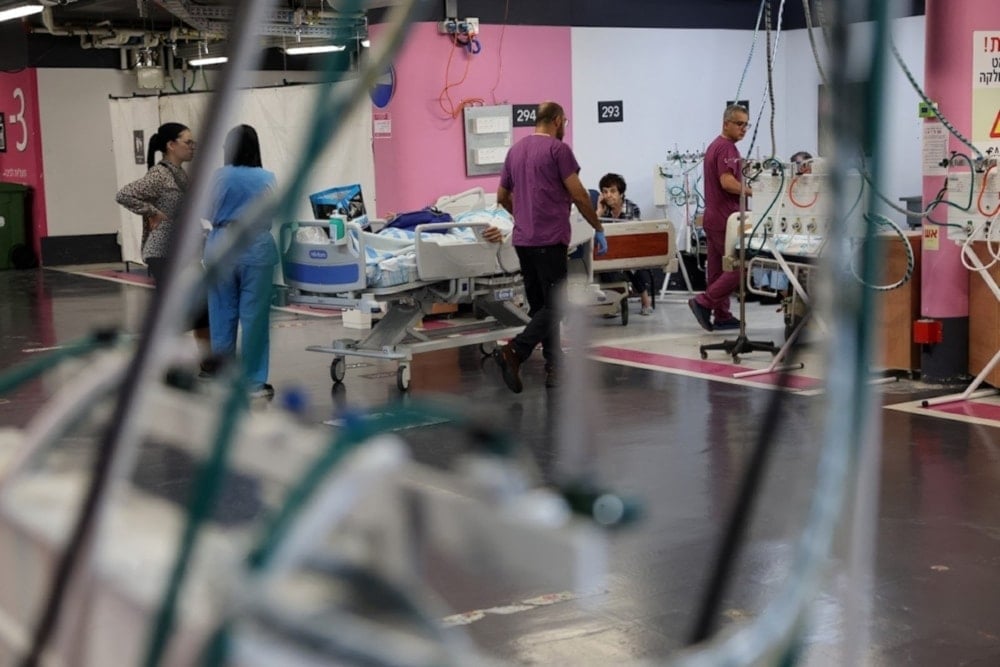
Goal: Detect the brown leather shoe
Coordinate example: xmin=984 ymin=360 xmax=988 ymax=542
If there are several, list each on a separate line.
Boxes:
xmin=495 ymin=344 xmax=523 ymax=393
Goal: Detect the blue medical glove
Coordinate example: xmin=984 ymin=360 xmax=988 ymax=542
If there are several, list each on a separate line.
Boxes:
xmin=594 ymin=231 xmax=608 ymax=256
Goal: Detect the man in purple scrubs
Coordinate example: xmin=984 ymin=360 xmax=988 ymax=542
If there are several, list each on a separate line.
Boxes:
xmin=688 ymin=104 xmax=753 ymax=332
xmin=488 ymin=101 xmax=606 ymax=392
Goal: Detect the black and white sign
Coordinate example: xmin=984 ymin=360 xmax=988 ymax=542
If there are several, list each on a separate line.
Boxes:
xmin=512 ymin=104 xmax=538 ymax=127
xmin=133 ymin=130 xmax=145 ymax=165
xmin=598 ymin=100 xmax=623 ymax=123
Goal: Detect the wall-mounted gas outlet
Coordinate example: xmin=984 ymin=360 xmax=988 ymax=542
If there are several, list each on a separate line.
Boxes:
xmin=438 ymin=17 xmax=479 ymax=35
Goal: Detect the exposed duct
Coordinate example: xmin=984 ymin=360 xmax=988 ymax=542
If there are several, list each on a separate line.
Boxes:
xmin=35 ymin=7 xmax=205 ymax=50
xmin=152 ymin=0 xmax=212 ymax=33
xmin=154 ymin=0 xmax=365 ymax=38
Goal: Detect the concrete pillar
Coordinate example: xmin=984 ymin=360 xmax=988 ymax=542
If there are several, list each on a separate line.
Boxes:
xmin=921 ymin=0 xmax=1000 ymax=381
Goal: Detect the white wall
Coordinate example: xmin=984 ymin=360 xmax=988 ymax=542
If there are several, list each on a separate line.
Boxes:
xmin=37 ymin=67 xmax=361 ymax=240
xmin=783 ymin=15 xmax=927 ymax=215
xmin=571 ymin=16 xmax=926 ymax=223
xmin=571 ymin=26 xmax=790 ymax=220
xmin=37 ymin=69 xmax=140 ymax=237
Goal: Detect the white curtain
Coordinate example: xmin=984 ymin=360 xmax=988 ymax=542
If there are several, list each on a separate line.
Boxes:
xmin=109 ymin=96 xmax=159 ymax=265
xmin=157 ymin=82 xmax=376 ymax=221
xmin=109 ymin=82 xmax=376 ymax=264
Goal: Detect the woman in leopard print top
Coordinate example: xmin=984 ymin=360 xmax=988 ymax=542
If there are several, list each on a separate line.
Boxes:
xmin=115 ymin=122 xmax=196 ymax=281
xmin=115 ymin=122 xmax=211 ymax=356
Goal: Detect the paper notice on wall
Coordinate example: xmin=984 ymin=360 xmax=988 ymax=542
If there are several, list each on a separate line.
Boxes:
xmin=373 ymin=112 xmax=391 ymax=139
xmin=922 ymin=121 xmax=948 ymax=175
xmin=923 ymin=224 xmax=940 ymax=251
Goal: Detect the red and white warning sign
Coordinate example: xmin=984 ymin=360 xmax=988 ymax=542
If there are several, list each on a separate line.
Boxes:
xmin=974 ymin=32 xmax=1000 ymax=150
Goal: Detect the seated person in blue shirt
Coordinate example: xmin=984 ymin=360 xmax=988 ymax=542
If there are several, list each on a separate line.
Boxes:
xmin=596 ymin=173 xmax=654 ymax=315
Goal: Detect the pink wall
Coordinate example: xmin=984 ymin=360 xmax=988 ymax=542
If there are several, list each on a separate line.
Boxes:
xmin=370 ymin=22 xmax=572 ymax=215
xmin=0 ymin=69 xmax=47 ymax=262
xmin=921 ymin=0 xmax=1000 ymax=319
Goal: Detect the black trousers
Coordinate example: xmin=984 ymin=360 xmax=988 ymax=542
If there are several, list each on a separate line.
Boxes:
xmin=599 ymin=268 xmax=653 ymax=295
xmin=145 ymin=256 xmax=211 ymax=331
xmin=512 ymin=244 xmax=567 ymax=370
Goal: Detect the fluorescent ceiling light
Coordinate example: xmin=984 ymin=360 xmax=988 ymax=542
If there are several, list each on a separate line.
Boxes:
xmin=0 ymin=4 xmax=43 ymax=22
xmin=188 ymin=56 xmax=228 ymax=66
xmin=285 ymin=44 xmax=346 ymax=55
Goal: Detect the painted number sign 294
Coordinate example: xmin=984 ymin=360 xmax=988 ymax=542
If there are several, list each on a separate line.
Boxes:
xmin=512 ymin=104 xmax=538 ymax=128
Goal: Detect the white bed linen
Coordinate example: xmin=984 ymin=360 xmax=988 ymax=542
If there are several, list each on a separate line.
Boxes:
xmin=294 ymin=207 xmax=515 ymax=288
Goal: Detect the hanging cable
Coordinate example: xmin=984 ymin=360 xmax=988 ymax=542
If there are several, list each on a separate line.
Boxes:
xmin=889 ymin=37 xmax=984 ymax=161
xmin=802 ymin=0 xmax=828 ymax=85
xmin=688 ymin=0 xmax=891 ymax=655
xmin=814 ymin=0 xmax=833 ymax=49
xmin=960 ymin=221 xmax=1000 ymax=272
xmin=745 ymin=0 xmax=786 ymax=159
xmin=848 ymin=214 xmax=915 ymax=290
xmin=733 ymin=0 xmax=768 ymax=103
xmin=142 ymin=377 xmax=249 ymax=667
xmin=489 ymin=0 xmax=510 ymax=105
xmin=765 ymin=0 xmax=778 ymax=157
xmin=985 ymin=213 xmax=1000 ymax=264
xmin=18 ymin=0 xmax=428 ymax=664
xmin=788 ymin=173 xmax=819 ymax=208
xmin=976 ymin=164 xmax=1000 ymax=218
xmin=438 ymin=33 xmax=484 ymax=119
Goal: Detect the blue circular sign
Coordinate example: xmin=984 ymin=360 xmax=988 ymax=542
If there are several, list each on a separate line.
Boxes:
xmin=370 ymin=64 xmax=396 ymax=109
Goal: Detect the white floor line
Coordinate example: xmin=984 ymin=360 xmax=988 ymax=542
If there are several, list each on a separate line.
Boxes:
xmin=441 ymin=589 xmax=607 ymax=628
xmin=884 ymin=398 xmax=1000 ymax=428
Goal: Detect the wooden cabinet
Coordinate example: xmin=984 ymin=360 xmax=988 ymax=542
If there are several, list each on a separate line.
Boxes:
xmin=968 ymin=241 xmax=1000 ymax=386
xmin=876 ymin=232 xmax=922 ymax=372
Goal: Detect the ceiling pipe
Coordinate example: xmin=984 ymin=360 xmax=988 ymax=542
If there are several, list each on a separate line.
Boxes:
xmin=35 ymin=7 xmax=207 ymax=50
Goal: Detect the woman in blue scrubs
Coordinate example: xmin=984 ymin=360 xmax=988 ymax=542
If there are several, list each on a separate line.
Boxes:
xmin=205 ymin=124 xmax=278 ymax=399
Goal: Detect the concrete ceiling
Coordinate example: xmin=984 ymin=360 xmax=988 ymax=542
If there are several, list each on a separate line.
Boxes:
xmin=0 ymin=0 xmax=925 ymax=70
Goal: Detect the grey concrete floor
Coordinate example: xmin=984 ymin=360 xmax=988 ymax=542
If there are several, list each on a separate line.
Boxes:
xmin=1 ymin=266 xmax=999 ymax=665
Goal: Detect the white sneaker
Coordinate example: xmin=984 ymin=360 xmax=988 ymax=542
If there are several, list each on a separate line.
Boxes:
xmin=640 ymin=306 xmax=653 ymax=316
xmin=250 ymin=383 xmax=275 ymax=400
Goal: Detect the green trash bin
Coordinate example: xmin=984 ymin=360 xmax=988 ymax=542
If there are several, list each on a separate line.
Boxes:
xmin=0 ymin=183 xmax=29 ymax=270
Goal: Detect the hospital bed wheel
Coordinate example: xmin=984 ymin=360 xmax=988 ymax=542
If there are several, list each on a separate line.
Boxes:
xmin=732 ymin=355 xmax=741 ymax=365
xmin=699 ymin=350 xmax=708 ymax=360
xmin=396 ymin=365 xmax=411 ymax=392
xmin=479 ymin=342 xmax=497 ymax=356
xmin=620 ymin=303 xmax=629 ymax=326
xmin=330 ymin=356 xmax=346 ymax=384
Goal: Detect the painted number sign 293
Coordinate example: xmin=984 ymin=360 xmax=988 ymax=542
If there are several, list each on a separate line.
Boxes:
xmin=9 ymin=88 xmax=29 ymax=152
xmin=598 ymin=100 xmax=623 ymax=123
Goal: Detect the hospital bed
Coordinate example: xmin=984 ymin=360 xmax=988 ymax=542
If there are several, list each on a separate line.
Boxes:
xmin=284 ymin=188 xmax=527 ymax=391
xmin=574 ymin=218 xmax=678 ymax=325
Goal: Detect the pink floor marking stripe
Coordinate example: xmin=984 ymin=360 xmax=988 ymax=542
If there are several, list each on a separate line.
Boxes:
xmin=925 ymin=400 xmax=1000 ymax=422
xmin=91 ymin=269 xmax=154 ymax=286
xmin=592 ymin=345 xmax=823 ymax=390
